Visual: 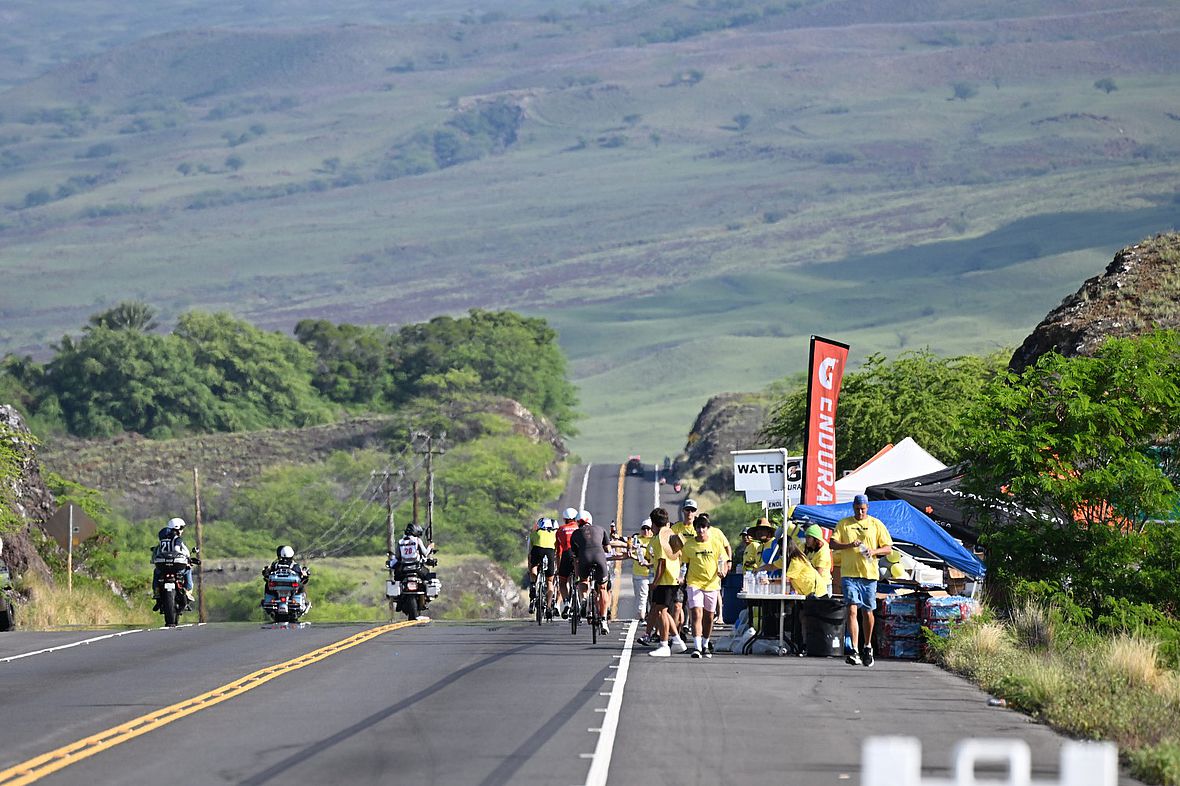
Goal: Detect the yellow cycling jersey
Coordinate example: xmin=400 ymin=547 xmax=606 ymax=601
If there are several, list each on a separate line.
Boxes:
xmin=530 ymin=526 xmax=557 ymax=550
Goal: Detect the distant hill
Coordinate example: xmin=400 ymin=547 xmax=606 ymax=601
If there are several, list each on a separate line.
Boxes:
xmin=2 ymin=0 xmax=1179 ymax=460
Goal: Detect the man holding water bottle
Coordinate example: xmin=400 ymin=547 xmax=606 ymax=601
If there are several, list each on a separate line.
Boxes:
xmin=831 ymin=494 xmax=893 ymax=667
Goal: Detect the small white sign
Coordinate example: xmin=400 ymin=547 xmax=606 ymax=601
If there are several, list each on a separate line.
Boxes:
xmin=732 ymin=449 xmax=802 ymax=506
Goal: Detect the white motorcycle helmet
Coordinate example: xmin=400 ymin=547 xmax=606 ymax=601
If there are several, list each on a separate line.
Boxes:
xmin=578 ymin=509 xmax=593 ymax=526
xmin=561 ymin=507 xmax=579 ymax=521
xmin=167 ymin=517 xmax=187 ymax=531
xmin=278 ymin=545 xmax=295 ymax=560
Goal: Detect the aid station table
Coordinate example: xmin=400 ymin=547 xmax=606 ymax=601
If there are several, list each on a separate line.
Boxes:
xmin=737 ymin=589 xmax=805 ymax=652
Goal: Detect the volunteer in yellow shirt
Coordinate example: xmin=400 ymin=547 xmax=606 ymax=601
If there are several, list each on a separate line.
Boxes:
xmin=801 ymin=524 xmax=833 ymax=594
xmin=830 ymin=494 xmax=893 ymax=667
xmin=647 ymin=507 xmax=687 ymax=657
xmin=680 ymin=513 xmax=730 ymax=657
xmin=631 ymin=520 xmax=654 ymax=632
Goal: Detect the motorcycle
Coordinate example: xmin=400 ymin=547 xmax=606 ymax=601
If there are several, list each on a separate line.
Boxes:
xmin=385 ymin=557 xmax=440 ymax=621
xmin=152 ymin=550 xmax=199 ymax=628
xmin=0 ymin=560 xmax=15 ymax=631
xmin=261 ymin=565 xmax=311 ymax=623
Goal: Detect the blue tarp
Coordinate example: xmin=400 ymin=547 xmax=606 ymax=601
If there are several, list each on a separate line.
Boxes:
xmin=791 ymin=500 xmax=986 ymax=578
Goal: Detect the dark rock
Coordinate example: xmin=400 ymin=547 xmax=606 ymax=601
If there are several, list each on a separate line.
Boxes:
xmin=677 ymin=392 xmax=773 ymax=495
xmin=1010 ymin=233 xmax=1180 ymax=373
xmin=0 ymin=405 xmax=55 ymax=582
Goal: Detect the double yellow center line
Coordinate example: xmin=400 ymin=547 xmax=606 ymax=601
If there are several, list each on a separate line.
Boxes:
xmin=0 ymin=621 xmax=421 ymax=786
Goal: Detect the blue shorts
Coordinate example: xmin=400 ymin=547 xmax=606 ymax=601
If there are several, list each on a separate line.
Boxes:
xmin=841 ymin=577 xmax=877 ymax=611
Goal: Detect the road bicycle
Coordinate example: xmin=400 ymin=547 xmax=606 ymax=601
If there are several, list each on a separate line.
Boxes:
xmin=568 ymin=577 xmax=582 ymax=636
xmin=533 ymin=554 xmax=552 ymax=626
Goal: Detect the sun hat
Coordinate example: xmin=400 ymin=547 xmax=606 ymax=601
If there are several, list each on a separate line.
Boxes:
xmin=802 ymin=524 xmax=823 ymax=540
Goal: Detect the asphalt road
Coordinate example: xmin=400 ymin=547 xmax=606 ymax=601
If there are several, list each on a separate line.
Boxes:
xmin=0 ymin=462 xmax=1144 ymax=785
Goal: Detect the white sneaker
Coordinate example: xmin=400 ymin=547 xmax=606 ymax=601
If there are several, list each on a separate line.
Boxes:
xmin=599 ymin=621 xmax=610 ymax=635
xmin=671 ymin=637 xmax=688 ymax=654
xmin=649 ymin=644 xmax=671 ymax=657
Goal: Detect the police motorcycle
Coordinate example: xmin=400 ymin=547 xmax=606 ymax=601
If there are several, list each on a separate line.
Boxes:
xmin=0 ymin=535 xmax=16 ymax=631
xmin=261 ymin=546 xmax=311 ymax=624
xmin=385 ymin=524 xmax=440 ymax=621
xmin=151 ymin=518 xmax=200 ymax=628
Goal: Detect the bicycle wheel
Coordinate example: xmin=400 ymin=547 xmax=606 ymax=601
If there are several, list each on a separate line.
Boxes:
xmin=534 ymin=570 xmax=545 ymax=626
xmin=589 ymin=587 xmax=599 ymax=644
xmin=569 ymin=586 xmax=580 ymax=636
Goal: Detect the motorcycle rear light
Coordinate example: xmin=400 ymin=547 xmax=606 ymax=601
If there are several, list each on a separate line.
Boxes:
xmin=292 ymin=582 xmax=299 ymax=589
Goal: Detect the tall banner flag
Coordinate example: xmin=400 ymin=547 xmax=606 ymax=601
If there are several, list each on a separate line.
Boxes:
xmin=802 ymin=335 xmax=850 ymax=505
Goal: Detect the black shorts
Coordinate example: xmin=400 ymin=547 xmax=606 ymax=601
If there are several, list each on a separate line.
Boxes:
xmin=576 ymin=555 xmax=610 ymax=587
xmin=528 ymin=546 xmax=556 ymax=576
xmin=651 ymin=584 xmax=681 ymax=608
xmin=557 ymin=551 xmax=576 ymax=579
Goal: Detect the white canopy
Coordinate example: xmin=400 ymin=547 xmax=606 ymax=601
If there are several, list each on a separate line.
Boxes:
xmin=833 ymin=437 xmax=947 ymax=503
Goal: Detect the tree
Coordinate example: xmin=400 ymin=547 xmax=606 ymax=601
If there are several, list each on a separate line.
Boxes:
xmin=173 ymin=311 xmax=333 ymax=431
xmin=87 ymin=300 xmax=158 ymax=332
xmin=225 ymin=155 xmax=245 ymax=171
xmin=761 ymin=349 xmax=1006 ymax=472
xmin=960 ymin=330 xmax=1180 ymax=612
xmin=294 ymin=319 xmax=393 ymax=406
xmin=1094 ymin=77 xmax=1118 ymax=94
xmin=732 ymin=113 xmax=752 ymax=131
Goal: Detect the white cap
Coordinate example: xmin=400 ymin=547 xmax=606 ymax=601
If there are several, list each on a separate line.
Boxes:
xmin=682 ymin=498 xmax=698 ymax=511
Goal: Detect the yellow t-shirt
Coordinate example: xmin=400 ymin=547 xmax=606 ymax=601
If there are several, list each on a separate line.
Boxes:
xmin=650 ymin=533 xmax=682 ymax=587
xmin=681 ymin=529 xmax=729 ymax=591
xmin=529 ymin=526 xmax=556 ymax=549
xmin=806 ymin=541 xmax=833 ymax=587
xmin=833 ymin=515 xmax=892 ymax=579
xmin=632 ymin=535 xmax=653 ymax=578
xmin=786 ymin=556 xmax=824 ymax=596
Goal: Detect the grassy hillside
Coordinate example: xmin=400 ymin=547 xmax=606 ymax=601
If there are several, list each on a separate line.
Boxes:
xmin=2 ymin=0 xmax=1179 ymax=460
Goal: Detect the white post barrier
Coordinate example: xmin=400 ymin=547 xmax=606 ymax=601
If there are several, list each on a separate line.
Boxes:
xmin=862 ymin=737 xmax=1117 ymax=786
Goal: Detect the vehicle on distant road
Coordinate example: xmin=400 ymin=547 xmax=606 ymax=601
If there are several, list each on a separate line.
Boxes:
xmin=626 ymin=455 xmax=643 ymax=476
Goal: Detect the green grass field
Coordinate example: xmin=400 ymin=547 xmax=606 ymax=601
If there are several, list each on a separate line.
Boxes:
xmin=2 ymin=0 xmax=1179 ymax=460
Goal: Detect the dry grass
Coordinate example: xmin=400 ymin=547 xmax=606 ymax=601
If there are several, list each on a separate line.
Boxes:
xmin=1011 ymin=599 xmax=1055 ymax=651
xmin=20 ymin=576 xmax=152 ymax=628
xmin=1106 ymin=634 xmax=1165 ymax=691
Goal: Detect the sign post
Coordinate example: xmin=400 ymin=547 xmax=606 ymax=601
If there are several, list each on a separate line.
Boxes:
xmin=44 ymin=504 xmax=98 ymax=594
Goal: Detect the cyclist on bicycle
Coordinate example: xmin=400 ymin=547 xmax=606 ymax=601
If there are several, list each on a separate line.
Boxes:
xmin=527 ymin=516 xmax=558 ymax=615
xmin=554 ymin=507 xmax=581 ymax=618
xmin=569 ymin=509 xmax=612 ymax=636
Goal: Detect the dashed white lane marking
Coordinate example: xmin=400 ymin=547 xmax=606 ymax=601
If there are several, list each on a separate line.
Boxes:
xmin=0 ymin=623 xmax=205 ymax=664
xmin=583 ymin=619 xmax=638 ymax=786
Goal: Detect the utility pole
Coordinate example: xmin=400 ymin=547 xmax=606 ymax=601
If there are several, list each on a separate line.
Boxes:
xmin=413 ymin=432 xmax=445 ymax=544
xmin=194 ymin=468 xmax=205 ymax=623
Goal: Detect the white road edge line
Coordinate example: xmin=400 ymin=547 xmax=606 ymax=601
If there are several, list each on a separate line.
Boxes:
xmin=584 ymin=618 xmax=638 ymax=786
xmin=579 ymin=462 xmax=593 ymax=510
xmin=0 ymin=623 xmax=206 ymax=664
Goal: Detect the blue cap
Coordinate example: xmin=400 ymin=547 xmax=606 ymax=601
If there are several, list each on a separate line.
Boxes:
xmin=853 ymin=494 xmax=869 ymax=507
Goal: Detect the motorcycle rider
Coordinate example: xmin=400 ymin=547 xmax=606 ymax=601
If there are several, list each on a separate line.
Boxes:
xmin=263 ymin=545 xmax=310 ymax=583
xmin=152 ymin=517 xmax=196 ymax=610
xmin=387 ymin=523 xmax=433 ymax=581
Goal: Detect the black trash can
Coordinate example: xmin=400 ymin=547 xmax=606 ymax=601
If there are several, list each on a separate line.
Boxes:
xmin=720 ymin=572 xmax=743 ymax=625
xmin=802 ymin=596 xmax=845 ymax=657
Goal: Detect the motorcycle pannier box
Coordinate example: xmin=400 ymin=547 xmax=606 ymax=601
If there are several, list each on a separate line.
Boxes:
xmin=385 ymin=580 xmax=401 ymax=598
xmin=426 ymin=578 xmax=441 ymax=598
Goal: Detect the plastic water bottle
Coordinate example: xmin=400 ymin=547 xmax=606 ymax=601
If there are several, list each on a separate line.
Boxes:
xmin=858 ymin=543 xmax=871 ymax=559
xmin=743 ymin=571 xmax=754 ymax=594
xmin=756 ymin=571 xmax=768 ymax=594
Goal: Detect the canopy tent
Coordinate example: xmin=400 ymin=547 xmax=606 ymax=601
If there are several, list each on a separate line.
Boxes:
xmin=833 ymin=437 xmax=947 ymax=503
xmin=864 ymin=464 xmax=978 ymax=541
xmin=791 ymin=499 xmax=986 ymax=578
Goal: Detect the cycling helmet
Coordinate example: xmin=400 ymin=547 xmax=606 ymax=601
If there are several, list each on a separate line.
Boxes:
xmin=578 ymin=509 xmax=593 ymax=526
xmin=167 ymin=517 xmax=187 ymax=531
xmin=277 ymin=545 xmax=294 ymax=560
xmin=561 ymin=507 xmax=579 ymax=521
xmin=405 ymin=523 xmax=425 ymax=538
xmin=536 ymin=516 xmax=557 ymax=531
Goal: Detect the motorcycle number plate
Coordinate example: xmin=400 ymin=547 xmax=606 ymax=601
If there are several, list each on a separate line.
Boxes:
xmin=163 ymin=582 xmax=176 ymax=590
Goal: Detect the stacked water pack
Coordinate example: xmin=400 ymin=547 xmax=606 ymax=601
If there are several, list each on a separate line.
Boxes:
xmin=922 ymin=595 xmax=979 ymax=653
xmin=875 ymin=594 xmax=923 ymax=659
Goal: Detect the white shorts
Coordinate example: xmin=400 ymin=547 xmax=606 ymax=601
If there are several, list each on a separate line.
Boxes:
xmin=686 ymin=587 xmax=719 ymax=612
